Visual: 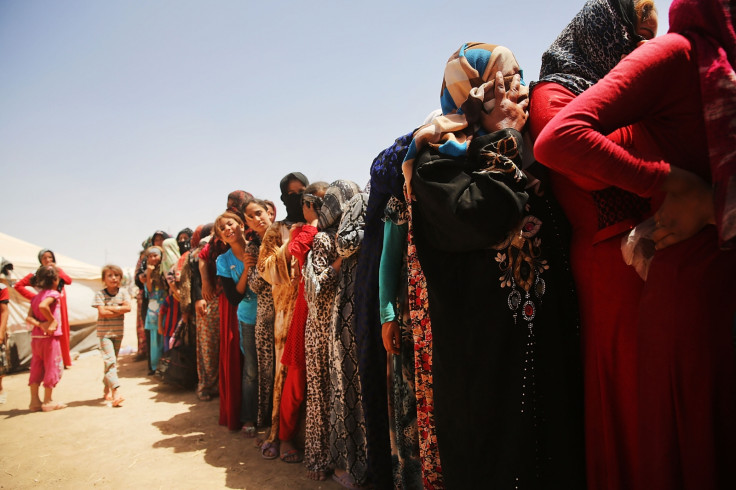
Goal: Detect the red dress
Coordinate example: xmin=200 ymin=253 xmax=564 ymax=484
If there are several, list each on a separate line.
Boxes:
xmin=14 ymin=270 xmax=73 ymax=368
xmin=535 ymin=34 xmax=736 ymax=490
xmin=200 ymin=242 xmax=242 ymax=431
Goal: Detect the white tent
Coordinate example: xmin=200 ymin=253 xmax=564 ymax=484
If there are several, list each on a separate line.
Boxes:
xmin=0 ymin=232 xmax=104 ymax=369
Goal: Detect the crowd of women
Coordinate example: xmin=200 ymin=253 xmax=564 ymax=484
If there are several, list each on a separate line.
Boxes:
xmin=132 ymin=0 xmax=736 ymax=488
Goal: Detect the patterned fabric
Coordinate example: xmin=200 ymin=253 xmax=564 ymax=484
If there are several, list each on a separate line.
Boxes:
xmin=196 ymin=296 xmax=220 ymax=398
xmin=406 ymin=211 xmax=444 ymax=488
xmin=381 ymin=208 xmax=425 ymax=489
xmin=354 ymin=131 xmax=414 ymax=489
xmin=670 ymin=0 xmax=736 ymax=248
xmin=318 ymin=180 xmax=362 ymax=232
xmin=538 ymin=0 xmax=640 ymax=95
xmin=591 ymin=187 xmax=650 ymax=230
xmin=247 ymin=240 xmax=275 ymax=428
xmin=303 ymin=231 xmax=340 ymax=473
xmin=92 ymin=287 xmax=131 ymax=338
xmin=402 ymin=43 xmax=526 ymax=197
xmin=257 ymin=221 xmax=300 ymax=443
xmin=329 ymin=193 xmax=369 ymax=484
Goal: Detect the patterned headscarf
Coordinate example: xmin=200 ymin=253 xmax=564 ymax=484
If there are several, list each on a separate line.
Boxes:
xmin=318 ymin=180 xmax=362 ymax=231
xmin=402 ymin=43 xmax=526 ymax=197
xmin=538 ymin=0 xmax=640 ymax=95
xmin=670 ymin=0 xmax=736 ymax=249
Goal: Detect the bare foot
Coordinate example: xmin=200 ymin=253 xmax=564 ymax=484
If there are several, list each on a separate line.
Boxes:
xmin=29 ymin=404 xmax=42 ymax=413
xmin=103 ymin=386 xmax=112 ymax=401
xmin=41 ymin=402 xmax=67 ymax=412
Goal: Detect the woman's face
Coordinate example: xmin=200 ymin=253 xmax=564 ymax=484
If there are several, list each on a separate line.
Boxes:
xmin=217 ymin=218 xmax=243 ymax=244
xmin=152 ymin=234 xmax=164 ymax=247
xmin=147 ymin=253 xmax=161 ymax=266
xmin=40 ymin=252 xmax=55 ymax=266
xmin=244 ymin=203 xmax=272 ymax=236
xmin=637 ymin=9 xmax=658 ymax=40
xmin=287 ymin=179 xmax=306 ymax=195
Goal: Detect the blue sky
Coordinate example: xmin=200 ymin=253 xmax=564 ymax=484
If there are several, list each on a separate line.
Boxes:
xmin=0 ymin=0 xmax=671 ymax=269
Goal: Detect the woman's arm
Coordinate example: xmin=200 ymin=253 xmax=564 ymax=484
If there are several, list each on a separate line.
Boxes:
xmin=56 ymin=267 xmax=72 ymax=287
xmin=13 ymin=273 xmax=37 ymax=301
xmin=379 ymin=220 xmax=407 ymax=355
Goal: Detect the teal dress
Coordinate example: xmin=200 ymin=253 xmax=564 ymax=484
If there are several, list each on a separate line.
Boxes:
xmin=144 ymin=283 xmax=166 ymax=371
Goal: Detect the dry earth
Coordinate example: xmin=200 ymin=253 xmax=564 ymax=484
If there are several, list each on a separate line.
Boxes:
xmin=0 ymin=302 xmax=340 ymax=489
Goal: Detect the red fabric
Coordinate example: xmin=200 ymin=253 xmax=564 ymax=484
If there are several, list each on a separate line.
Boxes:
xmin=671 ymin=0 xmax=736 ymax=248
xmin=218 ymin=293 xmax=243 ymax=431
xmin=15 ymin=271 xmax=73 ymax=367
xmin=281 ymin=225 xmax=318 ymax=369
xmin=13 ymin=273 xmax=36 ymax=301
xmin=530 ymin=82 xmax=644 ymax=490
xmin=279 ymin=365 xmax=306 ymax=441
xmin=534 ymin=34 xmax=736 ymax=490
xmin=0 ymin=286 xmax=8 ymax=302
xmin=160 ymin=295 xmax=181 ymax=338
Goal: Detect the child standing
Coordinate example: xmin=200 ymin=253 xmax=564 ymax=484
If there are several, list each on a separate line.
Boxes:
xmin=92 ymin=265 xmax=131 ymax=407
xmin=26 ymin=264 xmax=66 ymax=412
xmin=158 ymin=269 xmax=181 ymax=352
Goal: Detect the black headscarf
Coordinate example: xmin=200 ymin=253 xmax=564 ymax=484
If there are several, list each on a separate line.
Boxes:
xmin=279 ymin=172 xmax=309 ymax=224
xmin=537 ymin=0 xmax=641 ymax=95
xmin=176 ymin=227 xmax=194 ymax=254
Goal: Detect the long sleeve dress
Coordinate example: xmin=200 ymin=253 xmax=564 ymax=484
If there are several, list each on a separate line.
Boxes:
xmin=328 ymin=193 xmax=370 ymax=485
xmin=411 ymin=128 xmax=585 ymax=488
xmin=256 ymin=221 xmax=300 ymax=444
xmin=303 ymin=230 xmax=340 ymax=475
xmin=246 ymin=240 xmax=275 ymax=428
xmin=535 ymin=33 xmax=736 ymax=490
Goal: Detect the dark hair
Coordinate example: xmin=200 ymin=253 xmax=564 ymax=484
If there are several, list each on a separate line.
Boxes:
xmin=241 ymin=198 xmax=270 ymax=215
xmin=35 ymin=264 xmax=59 ymax=290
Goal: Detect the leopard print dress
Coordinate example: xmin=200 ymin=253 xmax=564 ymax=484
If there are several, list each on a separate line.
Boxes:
xmin=303 ymin=231 xmax=340 ymax=474
xmin=246 ymin=240 xmax=275 ymax=428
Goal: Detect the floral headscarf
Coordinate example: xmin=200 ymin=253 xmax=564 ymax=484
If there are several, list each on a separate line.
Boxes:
xmin=402 ymin=42 xmax=526 ymax=197
xmin=670 ymin=0 xmax=736 ymax=248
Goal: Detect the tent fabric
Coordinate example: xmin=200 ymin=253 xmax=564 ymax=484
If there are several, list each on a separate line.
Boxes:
xmin=0 ymin=232 xmax=104 ymax=370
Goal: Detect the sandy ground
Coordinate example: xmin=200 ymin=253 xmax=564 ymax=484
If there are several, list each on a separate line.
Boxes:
xmin=0 ymin=301 xmax=340 ymax=489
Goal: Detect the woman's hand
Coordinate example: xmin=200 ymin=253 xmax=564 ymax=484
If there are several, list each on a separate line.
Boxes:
xmin=195 ymin=299 xmax=206 ymax=318
xmin=331 ymin=256 xmax=343 ymax=271
xmin=382 ymin=320 xmax=401 ymax=355
xmin=242 ymin=253 xmax=257 ymax=269
xmin=481 ymin=71 xmax=528 ymax=133
xmin=653 ymin=166 xmax=715 ymax=250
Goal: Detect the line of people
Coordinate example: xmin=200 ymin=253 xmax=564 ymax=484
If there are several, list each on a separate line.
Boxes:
xmin=127 ymin=0 xmax=736 ymax=488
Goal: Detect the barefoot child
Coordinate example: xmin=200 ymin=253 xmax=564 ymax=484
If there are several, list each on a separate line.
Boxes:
xmin=92 ymin=265 xmax=131 ymax=407
xmin=26 ymin=264 xmax=66 ymax=412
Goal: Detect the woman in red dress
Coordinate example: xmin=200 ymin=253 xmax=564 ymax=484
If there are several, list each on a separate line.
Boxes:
xmin=535 ymin=0 xmax=736 ymax=487
xmin=14 ymin=249 xmax=73 ymax=368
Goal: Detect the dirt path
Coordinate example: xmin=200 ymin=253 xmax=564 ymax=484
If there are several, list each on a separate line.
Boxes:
xmin=0 ymin=304 xmax=340 ymax=489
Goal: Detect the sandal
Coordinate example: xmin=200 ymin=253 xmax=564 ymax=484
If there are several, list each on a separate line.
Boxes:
xmin=197 ymin=392 xmax=212 ymax=402
xmin=332 ymin=471 xmax=365 ymax=488
xmin=280 ymin=448 xmax=303 ymax=463
xmin=261 ymin=441 xmax=280 ymax=460
xmin=241 ymin=425 xmax=256 ymax=438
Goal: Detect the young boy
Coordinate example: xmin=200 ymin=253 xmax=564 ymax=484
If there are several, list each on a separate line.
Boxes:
xmin=92 ymin=265 xmax=131 ymax=407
